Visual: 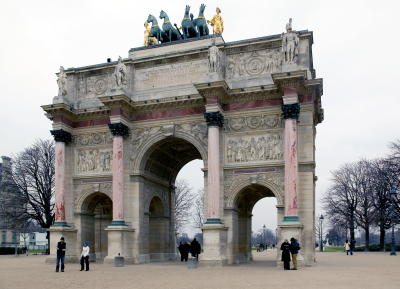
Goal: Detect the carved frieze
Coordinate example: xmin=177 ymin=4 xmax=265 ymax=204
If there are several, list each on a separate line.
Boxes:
xmin=75 ymin=148 xmax=112 ymax=174
xmin=130 ymin=126 xmax=162 ymax=152
xmin=224 ymin=114 xmax=281 ymax=132
xmin=225 ymin=133 xmax=283 ymax=164
xmin=226 ymin=49 xmax=282 ymax=79
xmin=72 ymin=132 xmax=113 ymax=147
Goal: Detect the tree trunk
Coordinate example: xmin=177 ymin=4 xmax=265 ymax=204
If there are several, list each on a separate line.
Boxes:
xmin=349 ymin=214 xmax=355 ymax=242
xmin=379 ymin=222 xmax=386 ymax=251
xmin=46 ymin=230 xmax=50 ymax=255
xmin=364 ymin=226 xmax=370 ymax=251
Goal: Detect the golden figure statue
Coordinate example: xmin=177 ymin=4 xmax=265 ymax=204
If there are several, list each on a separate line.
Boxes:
xmin=144 ymin=22 xmax=157 ymax=46
xmin=207 ymin=7 xmax=224 ymax=35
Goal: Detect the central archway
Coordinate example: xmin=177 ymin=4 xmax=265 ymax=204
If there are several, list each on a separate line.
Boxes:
xmin=138 ymin=136 xmax=205 ymax=262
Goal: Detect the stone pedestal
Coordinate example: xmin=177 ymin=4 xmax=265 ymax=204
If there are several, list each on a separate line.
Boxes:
xmin=277 ymin=221 xmax=304 ymax=268
xmin=200 ymin=224 xmax=228 ymax=266
xmin=104 ymin=226 xmax=135 ymax=264
xmin=46 ymin=226 xmax=78 ymax=263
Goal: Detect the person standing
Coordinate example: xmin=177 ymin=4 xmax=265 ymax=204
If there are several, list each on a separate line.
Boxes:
xmin=344 ymin=240 xmax=351 ymax=255
xmin=190 ymin=238 xmax=201 ymax=261
xmin=183 ymin=242 xmax=191 ymax=262
xmin=290 ymin=237 xmax=300 ymax=270
xmin=280 ymin=239 xmax=291 ymax=270
xmin=349 ymin=239 xmax=356 ymax=255
xmin=55 ymin=237 xmax=66 ymax=272
xmin=80 ymin=241 xmax=90 ymax=271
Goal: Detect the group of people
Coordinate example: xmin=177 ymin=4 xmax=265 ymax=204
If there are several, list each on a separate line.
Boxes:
xmin=178 ymin=238 xmax=202 ymax=262
xmin=55 ymin=237 xmax=90 ymax=272
xmin=280 ymin=238 xmax=300 ymax=270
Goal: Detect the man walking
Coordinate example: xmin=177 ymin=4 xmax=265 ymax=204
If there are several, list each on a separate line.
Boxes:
xmin=55 ymin=237 xmax=66 ymax=272
xmin=190 ymin=238 xmax=201 ymax=261
xmin=290 ymin=237 xmax=300 ymax=270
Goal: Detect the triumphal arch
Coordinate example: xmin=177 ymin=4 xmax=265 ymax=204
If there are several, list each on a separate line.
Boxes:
xmin=42 ymin=12 xmax=323 ymax=266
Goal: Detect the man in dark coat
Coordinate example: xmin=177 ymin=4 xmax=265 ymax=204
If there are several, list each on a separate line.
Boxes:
xmin=290 ymin=237 xmax=301 ymax=270
xmin=178 ymin=242 xmax=189 ymax=262
xmin=182 ymin=242 xmax=190 ymax=262
xmin=280 ymin=239 xmax=291 ymax=270
xmin=55 ymin=237 xmax=66 ymax=272
xmin=190 ymin=238 xmax=201 ymax=261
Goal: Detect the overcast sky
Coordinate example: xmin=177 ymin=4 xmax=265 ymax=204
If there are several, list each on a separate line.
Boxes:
xmin=1 ymin=0 xmax=399 ymax=235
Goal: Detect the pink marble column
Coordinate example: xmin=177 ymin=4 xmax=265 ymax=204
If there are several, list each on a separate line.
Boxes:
xmin=50 ymin=129 xmax=71 ymax=226
xmin=54 ymin=141 xmax=66 ymax=223
xmin=112 ymin=135 xmax=124 ymax=222
xmin=281 ymin=88 xmax=300 ymax=221
xmin=204 ymin=111 xmax=224 ymax=224
xmin=283 ymin=118 xmax=298 ymax=217
xmin=207 ymin=126 xmax=220 ymax=219
xmin=108 ymin=122 xmax=129 ymax=226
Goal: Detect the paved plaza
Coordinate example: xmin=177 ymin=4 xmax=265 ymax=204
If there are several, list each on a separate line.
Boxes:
xmin=0 ymin=250 xmax=399 ymax=289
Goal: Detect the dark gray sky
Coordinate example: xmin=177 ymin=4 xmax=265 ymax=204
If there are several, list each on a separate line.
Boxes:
xmin=1 ymin=0 xmax=398 ymax=233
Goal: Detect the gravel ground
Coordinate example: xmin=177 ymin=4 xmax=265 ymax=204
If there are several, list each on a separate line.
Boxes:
xmin=0 ymin=250 xmax=399 ymax=289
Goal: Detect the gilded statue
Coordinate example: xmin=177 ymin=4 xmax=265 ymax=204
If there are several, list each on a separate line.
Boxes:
xmin=144 ymin=22 xmax=157 ymax=46
xmin=207 ymin=7 xmax=224 ymax=35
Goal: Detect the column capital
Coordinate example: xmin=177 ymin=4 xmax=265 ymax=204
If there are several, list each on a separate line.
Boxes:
xmin=204 ymin=111 xmax=224 ymax=128
xmin=282 ymin=103 xmax=300 ymax=120
xmin=108 ymin=122 xmax=129 ymax=137
xmin=50 ymin=129 xmax=72 ymax=143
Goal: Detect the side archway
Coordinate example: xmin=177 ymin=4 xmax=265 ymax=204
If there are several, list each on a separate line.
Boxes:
xmin=79 ymin=192 xmax=112 ymax=261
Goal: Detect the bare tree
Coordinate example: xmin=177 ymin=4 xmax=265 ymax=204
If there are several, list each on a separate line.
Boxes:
xmin=10 ymin=139 xmax=55 ymax=249
xmin=323 ymin=163 xmax=359 ymax=243
xmin=174 ymin=179 xmax=195 ymax=234
xmin=353 ymin=160 xmax=375 ymax=250
xmin=193 ymin=189 xmax=205 ymax=229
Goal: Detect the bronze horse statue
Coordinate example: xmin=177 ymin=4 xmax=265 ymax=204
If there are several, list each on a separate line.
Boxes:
xmin=146 ymin=14 xmax=169 ymax=43
xmin=181 ymin=5 xmax=198 ymax=39
xmin=160 ymin=10 xmax=182 ymax=42
xmin=194 ymin=4 xmax=209 ymax=36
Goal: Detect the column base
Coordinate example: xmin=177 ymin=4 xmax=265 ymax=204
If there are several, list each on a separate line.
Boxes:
xmin=277 ymin=221 xmax=304 ymax=268
xmin=104 ymin=225 xmax=135 ymax=262
xmin=204 ymin=218 xmax=223 ymax=224
xmin=283 ymin=216 xmax=299 ymax=222
xmin=52 ymin=221 xmax=70 ymax=227
xmin=200 ymin=223 xmax=228 ymax=266
xmin=110 ymin=220 xmax=128 ymax=226
xmin=46 ymin=225 xmax=78 ymax=264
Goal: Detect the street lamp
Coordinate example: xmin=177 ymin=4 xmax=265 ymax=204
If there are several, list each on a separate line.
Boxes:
xmin=263 ymin=224 xmax=266 ymax=248
xmin=319 ymin=215 xmax=324 ymax=252
xmin=390 ymin=187 xmax=397 ymax=256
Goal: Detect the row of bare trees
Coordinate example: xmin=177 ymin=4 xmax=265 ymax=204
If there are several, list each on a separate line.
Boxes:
xmin=323 ymin=140 xmax=400 ymax=250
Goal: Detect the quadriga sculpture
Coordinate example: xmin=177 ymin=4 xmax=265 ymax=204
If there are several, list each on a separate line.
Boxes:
xmin=146 ymin=14 xmax=169 ymax=43
xmin=194 ymin=3 xmax=209 ymax=36
xmin=181 ymin=5 xmax=198 ymax=39
xmin=160 ymin=10 xmax=182 ymax=41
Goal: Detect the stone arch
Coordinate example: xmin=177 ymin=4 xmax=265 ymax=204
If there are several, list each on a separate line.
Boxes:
xmin=132 ymin=129 xmax=207 ymax=175
xmin=148 ymin=196 xmax=170 ymax=260
xmin=79 ymin=191 xmax=112 ymax=261
xmin=75 ymin=183 xmax=112 ymax=214
xmin=226 ymin=175 xmax=283 ymax=209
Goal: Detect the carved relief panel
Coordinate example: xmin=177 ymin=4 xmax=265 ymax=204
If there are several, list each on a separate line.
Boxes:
xmin=75 ymin=148 xmax=113 ymax=174
xmin=225 ymin=133 xmax=282 ymax=164
xmin=225 ymin=49 xmax=283 ymax=79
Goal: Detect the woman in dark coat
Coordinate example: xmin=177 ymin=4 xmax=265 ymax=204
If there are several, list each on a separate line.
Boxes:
xmin=280 ymin=239 xmax=291 ymax=270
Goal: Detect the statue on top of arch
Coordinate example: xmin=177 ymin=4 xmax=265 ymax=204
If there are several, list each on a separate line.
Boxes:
xmin=282 ymin=18 xmax=299 ymax=64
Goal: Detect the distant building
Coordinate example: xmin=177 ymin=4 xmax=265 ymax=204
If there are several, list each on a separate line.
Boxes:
xmin=20 ymin=232 xmax=48 ymax=250
xmin=0 ymin=156 xmax=21 ymax=247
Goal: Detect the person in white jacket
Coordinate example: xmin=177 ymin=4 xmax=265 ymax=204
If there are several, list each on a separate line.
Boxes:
xmin=80 ymin=242 xmax=90 ymax=271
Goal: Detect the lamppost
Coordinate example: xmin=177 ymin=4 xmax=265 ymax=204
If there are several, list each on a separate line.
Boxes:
xmin=390 ymin=187 xmax=397 ymax=256
xmin=319 ymin=214 xmax=324 ymax=252
xmin=263 ymin=224 xmax=266 ymax=247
